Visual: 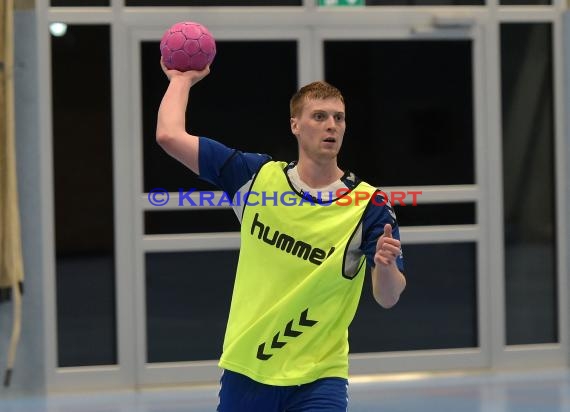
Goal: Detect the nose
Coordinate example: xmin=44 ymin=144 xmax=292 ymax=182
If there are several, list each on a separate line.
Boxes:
xmin=325 ymin=116 xmax=336 ymax=130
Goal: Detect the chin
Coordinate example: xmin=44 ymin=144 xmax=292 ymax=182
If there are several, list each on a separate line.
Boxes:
xmin=319 ymin=152 xmax=339 ymax=161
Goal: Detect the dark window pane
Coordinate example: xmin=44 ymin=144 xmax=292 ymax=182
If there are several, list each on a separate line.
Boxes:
xmin=55 ymin=257 xmax=116 ymax=366
xmin=51 ymin=0 xmax=109 ymax=5
xmin=366 ymin=0 xmax=482 ymax=5
xmin=146 ymin=251 xmax=238 ymax=362
xmin=52 ymin=25 xmax=116 ymax=366
xmin=394 ymin=202 xmax=476 ymax=226
xmin=325 ymin=40 xmax=474 ymax=187
xmin=142 ymin=40 xmax=298 ymax=192
xmin=319 ymin=0 xmax=483 ymax=4
xmin=500 ymin=24 xmax=557 ymax=345
xmin=128 ymin=0 xmax=300 ymax=4
xmin=350 ymin=243 xmax=478 ymax=352
xmin=145 ymin=209 xmax=239 ymax=234
xmin=501 ymin=0 xmax=549 ymax=6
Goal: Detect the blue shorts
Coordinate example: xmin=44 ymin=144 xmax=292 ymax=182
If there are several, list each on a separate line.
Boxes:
xmin=217 ymin=369 xmax=348 ymax=412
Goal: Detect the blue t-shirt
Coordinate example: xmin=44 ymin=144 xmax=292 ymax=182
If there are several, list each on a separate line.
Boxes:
xmin=198 ymin=136 xmax=404 ymax=272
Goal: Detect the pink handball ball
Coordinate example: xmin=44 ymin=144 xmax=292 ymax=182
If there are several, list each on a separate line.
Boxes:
xmin=160 ymin=21 xmax=216 ymax=72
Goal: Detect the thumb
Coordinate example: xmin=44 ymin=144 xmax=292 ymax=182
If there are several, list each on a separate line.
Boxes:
xmin=383 ymin=224 xmax=393 ymax=238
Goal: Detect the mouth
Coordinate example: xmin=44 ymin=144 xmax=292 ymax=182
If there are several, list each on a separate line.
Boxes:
xmin=322 ymin=137 xmax=336 ymax=143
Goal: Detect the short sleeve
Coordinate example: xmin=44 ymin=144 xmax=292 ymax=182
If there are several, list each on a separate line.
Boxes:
xmin=198 ymin=136 xmax=271 ymax=198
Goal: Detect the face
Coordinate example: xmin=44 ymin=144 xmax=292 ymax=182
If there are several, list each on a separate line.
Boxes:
xmin=290 ymin=97 xmax=346 ymax=163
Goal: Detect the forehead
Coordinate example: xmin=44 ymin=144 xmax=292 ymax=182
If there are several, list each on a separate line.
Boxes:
xmin=301 ymin=97 xmax=345 ymax=114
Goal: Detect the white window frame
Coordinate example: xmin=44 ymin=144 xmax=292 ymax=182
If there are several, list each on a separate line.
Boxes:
xmin=37 ymin=0 xmax=567 ymax=391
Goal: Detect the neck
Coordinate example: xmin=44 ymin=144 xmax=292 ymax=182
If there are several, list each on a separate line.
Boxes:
xmin=296 ymin=158 xmax=344 ymax=188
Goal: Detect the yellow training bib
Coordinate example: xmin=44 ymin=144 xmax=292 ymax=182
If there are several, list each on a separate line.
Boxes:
xmin=219 ymin=161 xmax=377 ymax=386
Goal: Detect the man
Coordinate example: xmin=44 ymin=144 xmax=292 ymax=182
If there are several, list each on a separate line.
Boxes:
xmin=156 ymin=61 xmax=406 ymax=411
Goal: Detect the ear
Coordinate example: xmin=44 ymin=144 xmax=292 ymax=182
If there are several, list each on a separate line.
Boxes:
xmin=290 ymin=117 xmax=299 ymax=136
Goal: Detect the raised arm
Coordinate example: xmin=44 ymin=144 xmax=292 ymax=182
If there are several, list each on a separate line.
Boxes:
xmin=156 ymin=59 xmax=210 ymax=175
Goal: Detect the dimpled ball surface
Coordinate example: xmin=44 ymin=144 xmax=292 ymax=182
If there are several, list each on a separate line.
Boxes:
xmin=160 ymin=21 xmax=216 ymax=72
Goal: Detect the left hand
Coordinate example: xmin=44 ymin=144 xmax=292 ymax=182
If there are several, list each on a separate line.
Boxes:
xmin=374 ymin=224 xmax=401 ymax=267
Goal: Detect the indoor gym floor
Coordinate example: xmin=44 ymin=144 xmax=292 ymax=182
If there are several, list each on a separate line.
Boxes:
xmin=1 ymin=368 xmax=569 ymax=412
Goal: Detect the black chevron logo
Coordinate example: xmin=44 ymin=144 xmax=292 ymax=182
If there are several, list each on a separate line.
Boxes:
xmin=284 ymin=320 xmax=302 ymax=337
xmin=299 ymin=308 xmax=318 ymax=327
xmin=256 ymin=308 xmax=319 ymax=361
xmin=256 ymin=343 xmax=272 ymax=360
xmin=271 ymin=332 xmax=286 ymax=349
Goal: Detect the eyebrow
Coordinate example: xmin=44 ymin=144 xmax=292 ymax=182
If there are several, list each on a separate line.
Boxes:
xmin=311 ymin=110 xmax=345 ymax=115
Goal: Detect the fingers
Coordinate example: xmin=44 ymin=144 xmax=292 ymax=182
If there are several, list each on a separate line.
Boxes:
xmin=374 ymin=243 xmax=399 ymax=266
xmin=375 ymin=224 xmax=400 ymax=266
xmin=159 ymin=59 xmax=211 ymax=82
xmin=375 ymin=255 xmax=392 ymax=266
xmin=374 ymin=248 xmax=397 ymax=266
xmin=376 ymin=223 xmax=395 ymax=250
xmin=381 ymin=242 xmax=400 ymax=254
